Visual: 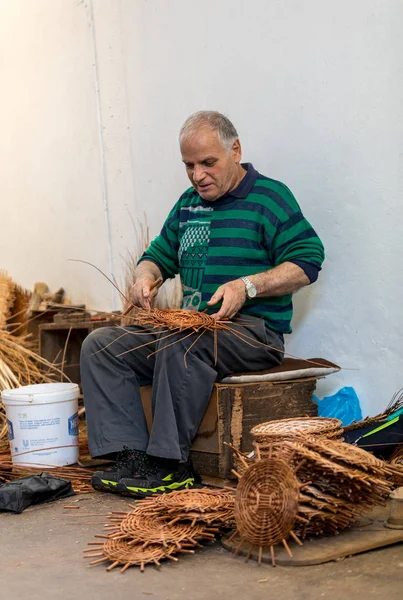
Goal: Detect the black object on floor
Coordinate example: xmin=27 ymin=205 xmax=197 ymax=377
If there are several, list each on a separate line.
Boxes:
xmin=0 ymin=472 xmax=75 ymax=513
xmin=343 ymin=415 xmax=403 ymax=459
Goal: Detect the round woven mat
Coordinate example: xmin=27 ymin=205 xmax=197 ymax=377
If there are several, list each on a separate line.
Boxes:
xmin=100 ymin=538 xmax=177 ymax=571
xmin=145 ymin=487 xmax=235 ymax=513
xmin=115 ymin=513 xmax=212 ymax=546
xmin=235 ymin=457 xmax=300 ymax=546
xmin=299 ymin=436 xmax=385 ymax=471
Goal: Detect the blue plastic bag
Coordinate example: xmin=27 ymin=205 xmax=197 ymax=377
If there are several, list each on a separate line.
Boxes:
xmin=313 ymin=386 xmax=362 ymax=427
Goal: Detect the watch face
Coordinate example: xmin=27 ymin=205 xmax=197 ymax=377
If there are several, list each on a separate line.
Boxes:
xmin=247 ymin=285 xmax=257 ymax=299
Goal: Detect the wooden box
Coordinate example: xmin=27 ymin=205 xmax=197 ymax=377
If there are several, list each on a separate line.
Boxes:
xmin=140 ymin=378 xmax=318 ymax=482
xmin=39 ymin=320 xmax=120 ymax=386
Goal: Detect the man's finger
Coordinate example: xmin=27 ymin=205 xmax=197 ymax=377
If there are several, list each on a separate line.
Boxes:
xmin=142 ymin=283 xmax=151 ymax=299
xmin=207 ymin=287 xmax=224 ymax=306
xmin=212 ymin=296 xmax=234 ymax=321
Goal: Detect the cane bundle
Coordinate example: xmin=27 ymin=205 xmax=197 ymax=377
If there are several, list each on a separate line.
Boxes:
xmin=0 ymin=271 xmax=15 ymax=331
xmin=344 ymin=388 xmax=403 ymax=433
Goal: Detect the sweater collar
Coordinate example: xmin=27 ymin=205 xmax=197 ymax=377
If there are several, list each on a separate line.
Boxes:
xmin=199 ymin=163 xmax=258 ymax=206
xmin=227 ymin=163 xmax=258 ymax=199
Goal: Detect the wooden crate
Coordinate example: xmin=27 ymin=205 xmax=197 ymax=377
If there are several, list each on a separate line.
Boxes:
xmin=140 ymin=378 xmax=318 ymax=482
xmin=39 ymin=320 xmax=120 ymax=386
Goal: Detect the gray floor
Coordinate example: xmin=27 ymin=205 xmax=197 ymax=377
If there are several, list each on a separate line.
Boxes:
xmin=1 ymin=492 xmax=403 ymax=600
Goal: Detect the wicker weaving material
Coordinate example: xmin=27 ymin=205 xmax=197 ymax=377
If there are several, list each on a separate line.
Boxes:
xmin=267 ymin=440 xmax=393 ymax=502
xmin=111 ymin=512 xmax=216 ymax=548
xmin=251 ymin=417 xmax=343 ymax=444
xmin=389 ymin=444 xmax=403 ymax=466
xmin=235 ymin=458 xmax=300 ymax=547
xmin=0 ymin=271 xmax=15 ymax=331
xmin=85 ymin=489 xmax=236 ymax=572
xmin=129 ymin=307 xmax=229 ymax=332
xmin=297 ymin=436 xmax=386 ymax=471
xmin=253 ymin=439 xmax=398 ymax=538
xmin=142 ymin=487 xmax=235 ymax=513
xmin=85 ymin=538 xmax=182 ymax=573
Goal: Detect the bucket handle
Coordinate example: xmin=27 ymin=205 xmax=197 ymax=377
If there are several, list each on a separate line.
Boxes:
xmin=6 ymin=394 xmax=44 ymax=403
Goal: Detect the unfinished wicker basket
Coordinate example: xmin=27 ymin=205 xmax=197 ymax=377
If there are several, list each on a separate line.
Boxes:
xmin=84 ymin=538 xmax=189 ymax=573
xmin=111 ymin=512 xmax=217 ymax=548
xmin=251 ymin=417 xmax=343 ymax=444
xmin=229 ymin=455 xmax=304 ymax=565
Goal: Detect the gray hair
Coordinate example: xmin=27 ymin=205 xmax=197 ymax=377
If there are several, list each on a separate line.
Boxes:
xmin=179 ymin=111 xmax=239 ymax=151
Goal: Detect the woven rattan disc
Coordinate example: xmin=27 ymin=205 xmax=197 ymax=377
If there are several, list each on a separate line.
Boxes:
xmin=87 ymin=538 xmax=179 ymax=572
xmin=129 ymin=307 xmax=229 ymax=332
xmin=235 ymin=458 xmax=300 ymax=547
xmin=251 ymin=417 xmax=342 ymax=443
xmin=144 ymin=488 xmax=235 ymax=513
xmin=165 ymin=508 xmax=235 ymax=526
xmin=299 ymin=436 xmax=385 ymax=471
xmin=114 ymin=513 xmax=213 ymax=547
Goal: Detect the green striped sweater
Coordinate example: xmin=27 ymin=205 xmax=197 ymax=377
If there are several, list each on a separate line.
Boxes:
xmin=139 ymin=163 xmax=324 ymax=335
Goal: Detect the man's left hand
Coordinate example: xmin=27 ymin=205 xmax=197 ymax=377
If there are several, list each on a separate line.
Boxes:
xmin=207 ymin=279 xmax=247 ymax=321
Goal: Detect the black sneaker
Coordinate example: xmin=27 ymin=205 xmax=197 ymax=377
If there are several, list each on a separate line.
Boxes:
xmin=91 ymin=446 xmax=151 ymax=494
xmin=117 ymin=457 xmax=196 ymax=498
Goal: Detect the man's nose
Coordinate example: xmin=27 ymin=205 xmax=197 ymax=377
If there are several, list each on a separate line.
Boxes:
xmin=193 ymin=165 xmax=206 ymax=183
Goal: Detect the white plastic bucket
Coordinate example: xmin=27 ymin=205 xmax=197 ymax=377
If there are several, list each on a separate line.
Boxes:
xmin=1 ymin=383 xmax=80 ymax=467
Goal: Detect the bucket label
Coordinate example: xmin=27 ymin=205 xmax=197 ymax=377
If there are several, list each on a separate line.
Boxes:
xmin=68 ymin=413 xmax=79 ymax=437
xmin=7 ymin=419 xmax=14 ymax=441
xmin=19 ymin=417 xmax=60 ymax=430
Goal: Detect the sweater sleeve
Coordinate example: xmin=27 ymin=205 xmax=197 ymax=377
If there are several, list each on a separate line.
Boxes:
xmin=265 ymin=185 xmax=325 ymax=275
xmin=137 ymin=201 xmax=181 ymax=280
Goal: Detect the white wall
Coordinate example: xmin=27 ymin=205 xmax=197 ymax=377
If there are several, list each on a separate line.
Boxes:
xmin=1 ymin=0 xmax=402 ymax=416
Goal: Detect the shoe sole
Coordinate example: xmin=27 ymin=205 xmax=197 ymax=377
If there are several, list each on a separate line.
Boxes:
xmin=91 ymin=475 xmax=122 ymax=495
xmin=117 ymin=476 xmax=195 ymax=499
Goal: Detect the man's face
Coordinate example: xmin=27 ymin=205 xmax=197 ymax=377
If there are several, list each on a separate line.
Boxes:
xmin=180 ymin=127 xmax=242 ymax=201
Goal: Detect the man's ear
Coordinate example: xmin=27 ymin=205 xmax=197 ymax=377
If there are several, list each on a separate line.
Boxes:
xmin=232 ymin=138 xmax=242 ymax=163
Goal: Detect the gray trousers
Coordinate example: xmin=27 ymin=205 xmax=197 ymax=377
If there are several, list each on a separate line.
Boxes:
xmin=80 ymin=316 xmax=284 ymax=462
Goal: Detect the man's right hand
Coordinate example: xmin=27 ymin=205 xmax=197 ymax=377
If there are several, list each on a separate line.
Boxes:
xmin=129 ymin=277 xmax=158 ymax=310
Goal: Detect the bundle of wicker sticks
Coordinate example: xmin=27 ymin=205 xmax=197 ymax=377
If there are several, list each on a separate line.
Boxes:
xmin=84 ymin=488 xmax=236 ymax=572
xmin=343 ymin=388 xmax=403 ymax=433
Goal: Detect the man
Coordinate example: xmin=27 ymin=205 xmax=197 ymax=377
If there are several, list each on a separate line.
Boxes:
xmin=80 ymin=111 xmax=324 ymax=497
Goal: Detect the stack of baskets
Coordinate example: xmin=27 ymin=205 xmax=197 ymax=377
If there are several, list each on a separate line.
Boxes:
xmin=84 ymin=488 xmax=235 ymax=572
xmin=248 ymin=417 xmax=403 ymax=539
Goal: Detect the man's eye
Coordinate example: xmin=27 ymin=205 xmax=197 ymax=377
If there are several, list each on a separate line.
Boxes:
xmin=204 ymin=161 xmax=216 ymax=167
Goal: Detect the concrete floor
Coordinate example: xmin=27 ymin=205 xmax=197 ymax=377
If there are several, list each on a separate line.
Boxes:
xmin=1 ymin=493 xmax=403 ymax=600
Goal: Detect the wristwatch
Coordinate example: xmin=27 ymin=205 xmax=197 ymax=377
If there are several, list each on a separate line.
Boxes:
xmin=241 ymin=277 xmax=257 ymax=299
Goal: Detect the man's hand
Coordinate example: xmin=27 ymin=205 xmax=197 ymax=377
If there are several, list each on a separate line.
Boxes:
xmin=129 ymin=277 xmax=159 ymax=310
xmin=207 ymin=279 xmax=246 ymax=321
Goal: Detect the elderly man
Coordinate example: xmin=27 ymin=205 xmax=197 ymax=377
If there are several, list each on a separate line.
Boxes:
xmin=80 ymin=111 xmax=324 ymax=497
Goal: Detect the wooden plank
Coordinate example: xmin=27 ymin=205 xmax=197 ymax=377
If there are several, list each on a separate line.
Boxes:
xmin=221 ymin=508 xmax=403 ymax=566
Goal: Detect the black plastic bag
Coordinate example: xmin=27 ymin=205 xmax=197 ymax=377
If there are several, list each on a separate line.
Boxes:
xmin=343 ymin=415 xmax=403 ymax=460
xmin=0 ymin=472 xmax=75 ymax=513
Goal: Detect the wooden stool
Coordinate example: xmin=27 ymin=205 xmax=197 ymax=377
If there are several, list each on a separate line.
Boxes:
xmin=140 ymin=357 xmax=339 ymax=483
